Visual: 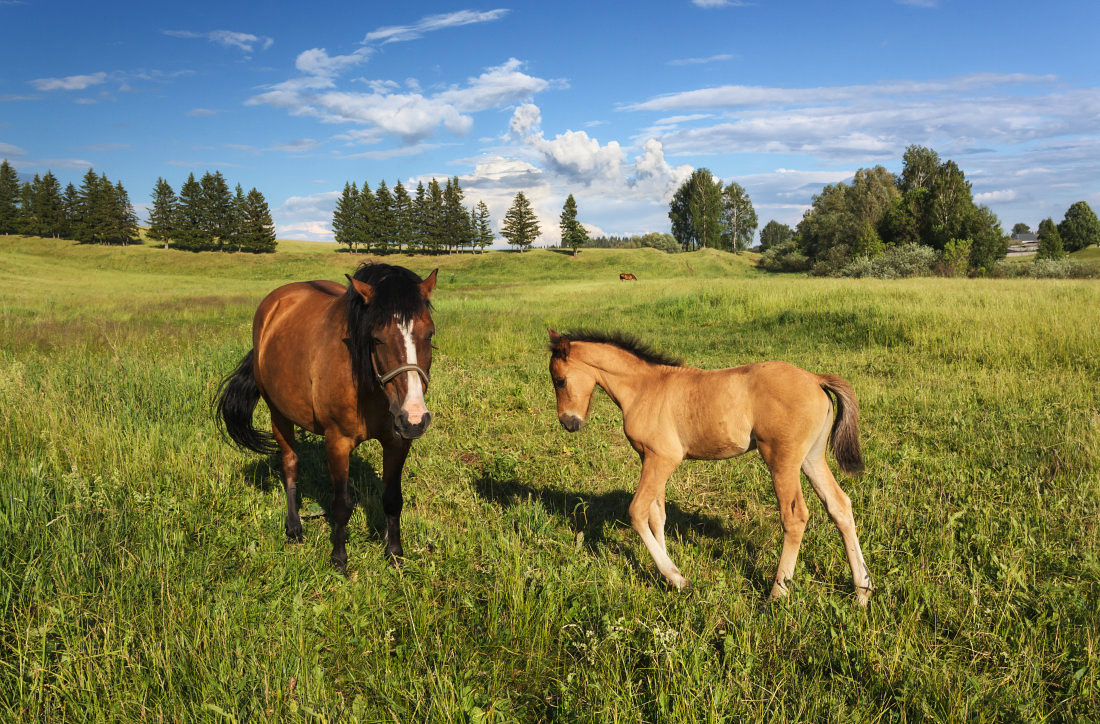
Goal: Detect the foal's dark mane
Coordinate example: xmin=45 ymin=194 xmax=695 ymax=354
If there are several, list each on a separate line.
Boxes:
xmin=344 ymin=262 xmax=433 ymax=391
xmin=554 ymin=330 xmax=683 ymax=367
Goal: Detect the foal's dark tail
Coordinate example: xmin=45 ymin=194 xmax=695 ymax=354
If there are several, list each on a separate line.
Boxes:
xmin=819 ymin=374 xmax=864 ymax=475
xmin=215 ymin=350 xmax=277 ymax=454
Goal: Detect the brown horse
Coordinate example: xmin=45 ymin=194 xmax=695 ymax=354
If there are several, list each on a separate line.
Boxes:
xmin=619 ymin=273 xmax=638 ymax=281
xmin=547 ymin=329 xmax=873 ymax=605
xmin=216 ymin=263 xmax=437 ymax=572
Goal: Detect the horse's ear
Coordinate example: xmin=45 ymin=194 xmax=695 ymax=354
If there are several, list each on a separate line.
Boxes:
xmin=548 ymin=328 xmax=569 ymax=357
xmin=345 ymin=274 xmax=373 ymax=304
xmin=420 ymin=268 xmax=438 ymax=300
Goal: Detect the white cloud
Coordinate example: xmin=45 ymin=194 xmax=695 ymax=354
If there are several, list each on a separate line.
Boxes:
xmin=250 ymin=58 xmax=551 ymax=145
xmin=668 ymin=54 xmax=735 ymax=66
xmin=363 ymin=9 xmax=509 ymax=44
xmin=0 ymin=141 xmax=27 ymax=156
xmin=295 ymin=47 xmax=373 ymax=79
xmin=163 ymin=29 xmax=274 ymax=54
xmin=30 ymin=72 xmax=108 ymax=91
xmin=187 ymin=108 xmax=222 ymax=117
xmin=974 ymin=189 xmax=1018 ymax=204
xmin=273 ymin=138 xmax=321 ymax=153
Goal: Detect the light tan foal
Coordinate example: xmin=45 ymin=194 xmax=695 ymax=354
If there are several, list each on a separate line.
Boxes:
xmin=548 ymin=330 xmax=872 ymax=605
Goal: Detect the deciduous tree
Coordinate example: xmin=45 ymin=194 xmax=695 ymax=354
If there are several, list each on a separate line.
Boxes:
xmin=1058 ymin=201 xmax=1100 ymax=252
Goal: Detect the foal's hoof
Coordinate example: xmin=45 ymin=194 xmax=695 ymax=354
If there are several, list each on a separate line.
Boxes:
xmin=385 ymin=547 xmax=405 ymax=568
xmin=286 ymin=526 xmax=304 ymax=543
xmin=332 ymin=558 xmax=348 ymax=576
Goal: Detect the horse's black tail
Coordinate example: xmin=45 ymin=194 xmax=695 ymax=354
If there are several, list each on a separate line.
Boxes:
xmin=215 ymin=350 xmax=277 ymax=454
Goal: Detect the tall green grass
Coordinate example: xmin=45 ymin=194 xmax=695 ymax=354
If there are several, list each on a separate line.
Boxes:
xmin=1 ymin=236 xmax=1097 ymax=720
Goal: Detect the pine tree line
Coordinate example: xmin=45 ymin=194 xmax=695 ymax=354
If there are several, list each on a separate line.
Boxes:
xmin=148 ymin=171 xmax=277 ymax=252
xmin=0 ymin=160 xmax=138 ymax=244
xmin=331 ymin=176 xmax=494 ymax=254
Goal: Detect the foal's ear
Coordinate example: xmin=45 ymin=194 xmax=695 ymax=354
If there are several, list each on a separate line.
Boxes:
xmin=345 ymin=274 xmax=374 ymax=304
xmin=548 ymin=328 xmax=569 ymax=357
xmin=420 ymin=268 xmax=438 ymax=300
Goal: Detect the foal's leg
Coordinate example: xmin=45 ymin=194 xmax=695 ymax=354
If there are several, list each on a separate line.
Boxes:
xmin=271 ymin=410 xmax=302 ymax=542
xmin=380 ymin=439 xmax=411 ymax=561
xmin=760 ymin=446 xmax=810 ymax=601
xmin=648 ymin=496 xmax=667 ymax=551
xmin=324 ymin=434 xmax=356 ymax=574
xmin=629 ymin=454 xmax=688 ymax=589
xmin=802 ymin=444 xmax=873 ymax=606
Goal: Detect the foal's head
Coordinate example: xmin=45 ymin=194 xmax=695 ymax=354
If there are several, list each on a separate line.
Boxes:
xmin=547 ymin=329 xmax=598 ymax=433
xmin=346 ymin=263 xmax=438 ymax=440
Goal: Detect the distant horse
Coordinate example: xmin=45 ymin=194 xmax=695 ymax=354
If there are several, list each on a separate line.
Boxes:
xmin=547 ymin=329 xmax=873 ymax=605
xmin=216 ymin=263 xmax=438 ymax=572
xmin=619 ymin=273 xmax=638 ymax=281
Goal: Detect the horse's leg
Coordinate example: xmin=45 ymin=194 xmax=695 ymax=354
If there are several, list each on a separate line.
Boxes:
xmin=324 ymin=434 xmax=356 ymax=574
xmin=629 ymin=454 xmax=688 ymax=589
xmin=380 ymin=439 xmax=411 ymax=561
xmin=760 ymin=444 xmax=810 ymax=601
xmin=648 ymin=495 xmax=667 ymax=551
xmin=802 ymin=441 xmax=873 ymax=606
xmin=271 ymin=410 xmax=302 ymax=542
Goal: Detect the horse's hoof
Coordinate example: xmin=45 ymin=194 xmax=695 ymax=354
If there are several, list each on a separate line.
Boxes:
xmin=286 ymin=527 xmax=304 ymax=543
xmin=332 ymin=559 xmax=348 ymax=576
xmin=385 ymin=548 xmax=404 ymax=567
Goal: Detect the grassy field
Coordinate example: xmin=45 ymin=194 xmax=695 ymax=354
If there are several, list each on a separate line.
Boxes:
xmin=1 ymin=235 xmax=1098 ymax=721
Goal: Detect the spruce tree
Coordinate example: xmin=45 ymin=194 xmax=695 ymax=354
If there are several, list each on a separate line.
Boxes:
xmin=374 ymin=180 xmax=394 ymax=253
xmin=332 ymin=181 xmax=359 ymax=253
xmin=148 ymin=177 xmax=178 ymax=249
xmin=501 ymin=191 xmax=540 ymax=251
xmin=175 ymin=173 xmax=206 ymax=251
xmin=34 ymin=172 xmax=65 ymax=238
xmin=559 ymin=193 xmax=588 ymax=256
xmin=227 ymin=184 xmax=247 ymax=252
xmin=0 ymin=160 xmax=20 ymax=234
xmin=393 ymin=180 xmax=411 ymax=252
xmin=200 ymin=171 xmax=232 ymax=249
xmin=16 ymin=180 xmax=36 ymax=236
xmin=411 ymin=181 xmax=428 ymax=253
xmin=61 ymin=183 xmax=78 ymax=239
xmin=240 ymin=188 xmax=277 ymax=253
xmin=356 ymin=182 xmax=375 ymax=253
xmin=474 ymin=200 xmax=493 ymax=252
xmin=112 ymin=180 xmax=139 ymax=245
xmin=442 ymin=177 xmax=471 ymax=253
xmin=426 ymin=179 xmax=445 ymax=253
xmin=74 ymin=169 xmax=105 ymax=243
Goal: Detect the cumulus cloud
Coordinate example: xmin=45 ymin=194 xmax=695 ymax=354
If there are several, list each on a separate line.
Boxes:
xmin=250 ymin=58 xmax=550 ymax=145
xmin=974 ymin=189 xmax=1019 ymax=204
xmin=363 ymin=9 xmax=509 ymax=44
xmin=163 ymin=29 xmax=274 ymax=54
xmin=30 ymin=72 xmax=108 ymax=91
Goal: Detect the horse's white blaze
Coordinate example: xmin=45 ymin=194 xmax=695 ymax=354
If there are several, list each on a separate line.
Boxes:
xmin=397 ymin=318 xmax=428 ymax=423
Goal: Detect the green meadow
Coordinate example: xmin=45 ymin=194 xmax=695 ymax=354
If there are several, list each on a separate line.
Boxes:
xmin=1 ymin=235 xmax=1098 ymax=721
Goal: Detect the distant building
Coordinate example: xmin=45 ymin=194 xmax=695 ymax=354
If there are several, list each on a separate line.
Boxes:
xmin=1007 ymin=232 xmax=1038 ymax=257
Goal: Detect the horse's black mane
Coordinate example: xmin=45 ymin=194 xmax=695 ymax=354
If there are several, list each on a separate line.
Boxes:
xmin=555 ymin=329 xmax=683 ymax=367
xmin=345 ymin=262 xmax=432 ymax=390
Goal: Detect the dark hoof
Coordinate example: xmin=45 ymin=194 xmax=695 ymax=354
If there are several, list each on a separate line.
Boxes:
xmin=385 ymin=547 xmax=404 ymax=567
xmin=286 ymin=526 xmax=304 ymax=543
xmin=332 ymin=558 xmax=348 ymax=576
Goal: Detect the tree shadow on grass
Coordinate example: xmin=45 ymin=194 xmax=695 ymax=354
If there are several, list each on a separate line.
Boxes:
xmin=242 ymin=436 xmax=387 ymax=543
xmin=472 ymin=465 xmax=766 ymax=594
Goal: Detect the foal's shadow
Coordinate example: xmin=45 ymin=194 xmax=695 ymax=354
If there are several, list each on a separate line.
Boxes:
xmin=472 ymin=466 xmax=764 ymax=589
xmin=243 ymin=436 xmax=387 ymax=541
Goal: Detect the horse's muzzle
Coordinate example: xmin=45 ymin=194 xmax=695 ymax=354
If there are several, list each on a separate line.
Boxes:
xmin=396 ymin=411 xmax=432 ymax=440
xmin=559 ymin=413 xmax=584 ymax=433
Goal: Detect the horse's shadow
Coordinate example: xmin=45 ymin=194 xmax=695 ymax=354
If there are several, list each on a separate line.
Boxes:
xmin=472 ymin=466 xmax=765 ymax=590
xmin=243 ymin=436 xmax=387 ymax=542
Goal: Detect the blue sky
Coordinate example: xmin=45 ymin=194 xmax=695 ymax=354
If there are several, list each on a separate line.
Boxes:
xmin=2 ymin=0 xmax=1098 ymax=244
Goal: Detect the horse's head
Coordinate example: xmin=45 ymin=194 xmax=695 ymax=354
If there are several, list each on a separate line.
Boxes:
xmin=346 ymin=266 xmax=438 ymax=440
xmin=547 ymin=329 xmax=597 ymax=433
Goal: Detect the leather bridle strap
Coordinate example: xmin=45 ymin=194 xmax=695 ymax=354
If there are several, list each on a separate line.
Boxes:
xmin=372 ymin=355 xmax=431 ymax=386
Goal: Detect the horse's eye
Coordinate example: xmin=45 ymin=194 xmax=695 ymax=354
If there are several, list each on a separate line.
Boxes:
xmin=553 ymin=378 xmax=566 ymax=389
